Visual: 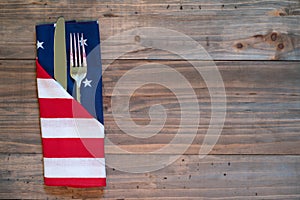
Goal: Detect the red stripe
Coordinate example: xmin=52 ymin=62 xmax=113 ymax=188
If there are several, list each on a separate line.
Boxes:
xmin=45 ymin=177 xmax=106 ymax=188
xmin=42 ymin=138 xmax=104 ymax=158
xmin=36 ymin=59 xmax=52 ymax=79
xmin=39 ymin=98 xmax=93 ymax=118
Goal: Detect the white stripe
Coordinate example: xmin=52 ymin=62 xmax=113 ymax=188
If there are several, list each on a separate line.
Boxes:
xmin=41 ymin=118 xmax=104 ymax=138
xmin=44 ymin=158 xmax=106 ymax=178
xmin=37 ymin=78 xmax=72 ymax=99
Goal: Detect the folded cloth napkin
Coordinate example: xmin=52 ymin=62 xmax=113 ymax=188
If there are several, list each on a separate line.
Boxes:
xmin=36 ymin=20 xmax=106 ymax=187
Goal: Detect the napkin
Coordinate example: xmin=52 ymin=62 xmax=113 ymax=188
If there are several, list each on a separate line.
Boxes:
xmin=36 ymin=20 xmax=106 ymax=187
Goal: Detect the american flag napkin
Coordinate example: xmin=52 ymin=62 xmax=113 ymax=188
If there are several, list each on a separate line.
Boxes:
xmin=36 ymin=21 xmax=106 ymax=187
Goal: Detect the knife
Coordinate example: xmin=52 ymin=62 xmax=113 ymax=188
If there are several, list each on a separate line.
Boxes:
xmin=54 ymin=17 xmax=67 ymax=90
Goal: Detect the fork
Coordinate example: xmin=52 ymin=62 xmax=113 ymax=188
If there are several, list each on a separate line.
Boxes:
xmin=70 ymin=33 xmax=87 ymax=103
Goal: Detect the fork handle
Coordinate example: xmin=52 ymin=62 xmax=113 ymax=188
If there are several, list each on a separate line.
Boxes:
xmin=76 ymin=82 xmax=81 ymax=103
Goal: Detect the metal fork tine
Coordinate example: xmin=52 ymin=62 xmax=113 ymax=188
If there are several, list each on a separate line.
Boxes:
xmin=70 ymin=33 xmax=73 ymax=67
xmin=77 ymin=33 xmax=81 ymax=67
xmin=82 ymin=33 xmax=87 ymax=67
xmin=73 ymin=33 xmax=78 ymax=67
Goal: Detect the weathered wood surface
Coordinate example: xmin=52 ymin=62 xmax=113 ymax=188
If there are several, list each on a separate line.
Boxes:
xmin=0 ymin=60 xmax=299 ymax=155
xmin=103 ymin=59 xmax=300 ymax=153
xmin=1 ymin=154 xmax=300 ymax=199
xmin=1 ymin=0 xmax=300 ymax=60
xmin=1 ymin=0 xmax=300 ymax=199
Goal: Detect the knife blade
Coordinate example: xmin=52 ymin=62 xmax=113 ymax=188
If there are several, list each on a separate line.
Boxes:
xmin=54 ymin=17 xmax=67 ymax=90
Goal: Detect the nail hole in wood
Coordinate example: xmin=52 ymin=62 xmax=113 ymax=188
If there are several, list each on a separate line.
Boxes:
xmin=236 ymin=43 xmax=243 ymax=49
xmin=278 ymin=43 xmax=284 ymax=50
xmin=271 ymin=33 xmax=277 ymax=41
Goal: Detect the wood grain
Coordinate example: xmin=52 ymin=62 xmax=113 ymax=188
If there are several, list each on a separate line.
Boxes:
xmin=0 ymin=60 xmax=299 ymax=155
xmin=1 ymin=0 xmax=300 ymax=60
xmin=1 ymin=0 xmax=300 ymax=199
xmin=1 ymin=154 xmax=300 ymax=199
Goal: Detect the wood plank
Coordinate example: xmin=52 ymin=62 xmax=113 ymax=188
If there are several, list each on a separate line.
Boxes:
xmin=0 ymin=0 xmax=300 ymax=60
xmin=0 ymin=60 xmax=299 ymax=155
xmin=0 ymin=60 xmax=41 ymax=154
xmin=0 ymin=153 xmax=299 ymax=199
xmin=97 ymin=59 xmax=300 ymax=155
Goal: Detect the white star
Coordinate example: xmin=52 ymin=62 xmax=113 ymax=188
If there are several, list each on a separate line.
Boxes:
xmin=37 ymin=40 xmax=44 ymax=49
xmin=53 ymin=23 xmax=56 ymax=27
xmin=82 ymin=78 xmax=92 ymax=87
xmin=80 ymin=37 xmax=88 ymax=46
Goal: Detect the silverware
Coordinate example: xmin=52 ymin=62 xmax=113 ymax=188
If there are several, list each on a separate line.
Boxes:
xmin=70 ymin=33 xmax=87 ymax=103
xmin=54 ymin=17 xmax=67 ymax=90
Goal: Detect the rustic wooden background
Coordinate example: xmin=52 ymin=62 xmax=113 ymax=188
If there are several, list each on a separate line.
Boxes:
xmin=1 ymin=0 xmax=300 ymax=199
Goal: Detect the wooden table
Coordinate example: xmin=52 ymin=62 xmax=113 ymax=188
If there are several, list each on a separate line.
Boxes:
xmin=1 ymin=0 xmax=300 ymax=199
